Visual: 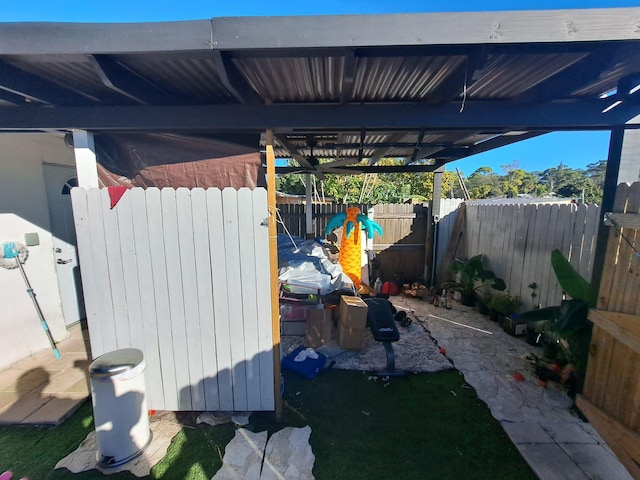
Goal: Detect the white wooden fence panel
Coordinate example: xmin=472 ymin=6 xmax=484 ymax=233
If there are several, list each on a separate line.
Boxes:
xmin=238 ymin=188 xmax=262 ymax=411
xmin=221 ymin=188 xmax=248 ymax=411
xmin=161 ymin=188 xmax=191 ymax=410
xmin=70 ymin=188 xmax=103 ymax=356
xmin=462 ymin=201 xmax=600 ymax=310
xmin=72 ymin=187 xmax=274 ymax=411
xmin=207 ymin=189 xmax=234 ymax=411
xmin=176 ymin=188 xmax=205 ymax=411
xmin=146 ymin=188 xmax=179 ymax=411
xmin=102 ymin=189 xmax=130 ymax=348
xmin=191 ymin=188 xmax=219 ymax=411
xmin=115 ymin=192 xmax=144 ymax=356
xmin=87 ymin=189 xmax=118 ymax=353
xmin=129 ymin=188 xmax=164 ymax=411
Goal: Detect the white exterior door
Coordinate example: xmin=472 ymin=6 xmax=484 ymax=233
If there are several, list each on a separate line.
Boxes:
xmin=43 ymin=163 xmax=85 ymax=326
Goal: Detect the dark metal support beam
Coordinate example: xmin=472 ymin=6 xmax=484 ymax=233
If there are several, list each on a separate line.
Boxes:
xmin=515 ymin=45 xmax=621 ymax=103
xmin=277 ymin=164 xmax=439 ymax=175
xmin=408 ymin=130 xmax=426 ymax=164
xmin=436 ymin=131 xmax=548 ymax=162
xmin=358 ymin=129 xmax=366 ymax=163
xmin=0 ymin=89 xmax=27 ymax=106
xmin=275 ymin=134 xmax=325 ymax=179
xmin=89 ymin=55 xmax=169 ymax=105
xmin=367 ymin=132 xmax=409 ymax=165
xmin=0 ymin=60 xmax=96 ymax=106
xmin=211 ymin=51 xmax=263 ymax=104
xmin=323 ymin=141 xmax=448 ymax=149
xmin=0 ymin=100 xmax=639 ymax=131
xmin=590 ymin=126 xmax=624 ymax=305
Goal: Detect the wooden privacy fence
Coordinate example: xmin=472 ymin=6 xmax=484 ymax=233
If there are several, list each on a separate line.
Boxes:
xmin=277 ymin=203 xmax=429 ymax=282
xmin=434 ymin=198 xmax=465 ymax=284
xmin=458 ymin=201 xmax=600 ymax=309
xmin=576 ymin=182 xmax=640 ymax=479
xmin=71 ymin=187 xmax=275 ymax=412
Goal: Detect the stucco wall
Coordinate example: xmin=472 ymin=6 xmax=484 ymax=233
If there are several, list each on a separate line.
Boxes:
xmin=0 ymin=133 xmax=75 ymax=369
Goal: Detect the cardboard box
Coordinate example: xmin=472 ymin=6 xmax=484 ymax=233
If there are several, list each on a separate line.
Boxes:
xmin=337 ymin=322 xmax=366 ymax=351
xmin=306 ymin=307 xmax=333 ymax=349
xmin=339 ymin=296 xmax=368 ymax=329
xmin=502 ymin=316 xmax=527 ymax=336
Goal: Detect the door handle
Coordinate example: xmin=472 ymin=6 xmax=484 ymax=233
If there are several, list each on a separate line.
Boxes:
xmin=57 ymin=259 xmax=72 ymax=264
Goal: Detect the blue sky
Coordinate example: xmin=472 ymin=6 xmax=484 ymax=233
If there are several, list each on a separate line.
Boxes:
xmin=1 ymin=0 xmax=631 ymax=175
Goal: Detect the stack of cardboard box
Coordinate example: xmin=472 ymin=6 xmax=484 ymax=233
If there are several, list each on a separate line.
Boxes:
xmin=305 ymin=307 xmax=333 ymax=349
xmin=337 ymin=296 xmax=368 ymax=350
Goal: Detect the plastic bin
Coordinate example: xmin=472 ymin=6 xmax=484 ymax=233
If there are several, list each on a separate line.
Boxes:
xmin=89 ymin=348 xmax=152 ymax=468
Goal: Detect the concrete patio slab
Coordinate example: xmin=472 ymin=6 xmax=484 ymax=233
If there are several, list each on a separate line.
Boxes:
xmin=517 ymin=444 xmax=589 ymax=480
xmin=0 ymin=322 xmax=91 ymax=425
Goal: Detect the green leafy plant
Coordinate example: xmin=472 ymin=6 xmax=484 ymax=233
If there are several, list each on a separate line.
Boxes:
xmin=441 ymin=254 xmax=506 ymax=306
xmin=487 ymin=292 xmax=522 ymax=317
xmin=519 ymin=249 xmax=595 ymax=393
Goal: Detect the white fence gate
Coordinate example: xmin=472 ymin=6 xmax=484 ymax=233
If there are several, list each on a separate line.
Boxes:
xmin=71 ymin=187 xmax=275 ymax=412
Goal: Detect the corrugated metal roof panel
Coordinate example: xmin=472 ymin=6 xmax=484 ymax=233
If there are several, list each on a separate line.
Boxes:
xmin=233 ymin=56 xmax=342 ymax=102
xmin=573 ymin=48 xmax=640 ymax=97
xmin=6 ymin=57 xmax=111 ymax=101
xmin=467 ymin=53 xmax=587 ymax=99
xmin=352 ymin=55 xmax=465 ymax=101
xmin=120 ymin=55 xmax=234 ymax=103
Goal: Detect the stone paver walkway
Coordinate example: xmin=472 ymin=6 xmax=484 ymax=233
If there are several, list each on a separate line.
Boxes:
xmin=0 ymin=323 xmax=91 ymax=425
xmin=393 ymin=296 xmax=632 ymax=480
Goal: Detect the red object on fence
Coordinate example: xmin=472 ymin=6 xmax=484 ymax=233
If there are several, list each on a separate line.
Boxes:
xmin=108 ymin=186 xmax=129 ymax=209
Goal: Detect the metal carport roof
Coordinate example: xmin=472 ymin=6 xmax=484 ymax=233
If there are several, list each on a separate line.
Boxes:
xmin=0 ymin=7 xmax=639 ymax=175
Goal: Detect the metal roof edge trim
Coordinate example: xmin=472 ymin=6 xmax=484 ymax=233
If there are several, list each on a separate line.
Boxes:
xmin=212 ymin=8 xmax=640 ymax=50
xmin=0 ymin=20 xmax=213 ymax=55
xmin=1 ymin=8 xmax=640 ymax=56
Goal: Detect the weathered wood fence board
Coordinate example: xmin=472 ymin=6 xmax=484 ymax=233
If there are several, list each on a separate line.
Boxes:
xmin=71 ymin=187 xmax=275 ymax=412
xmin=278 ymin=199 xmax=600 ymax=307
xmin=460 ymin=201 xmax=601 ymax=309
xmin=435 ymin=199 xmax=465 ymax=283
xmin=277 ymin=203 xmax=430 ymax=282
xmin=578 ymin=182 xmax=640 ymax=480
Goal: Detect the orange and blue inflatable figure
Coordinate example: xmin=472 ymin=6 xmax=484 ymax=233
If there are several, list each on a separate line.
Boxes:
xmin=325 ymin=207 xmax=383 ymax=289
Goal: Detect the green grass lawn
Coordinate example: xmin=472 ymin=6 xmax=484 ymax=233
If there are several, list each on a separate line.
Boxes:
xmin=0 ymin=369 xmax=537 ymax=479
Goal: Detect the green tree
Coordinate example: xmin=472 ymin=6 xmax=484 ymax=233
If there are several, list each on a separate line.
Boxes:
xmin=585 ymin=160 xmax=607 ymax=188
xmin=276 ymin=173 xmax=305 ymax=195
xmin=466 ymin=166 xmax=503 ymax=199
xmin=541 ymin=164 xmax=602 ymax=204
xmin=500 ymin=169 xmax=538 ymax=197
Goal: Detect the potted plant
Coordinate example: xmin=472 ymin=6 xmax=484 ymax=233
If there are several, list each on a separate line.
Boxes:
xmin=441 ymin=255 xmax=506 ymax=307
xmin=487 ymin=292 xmax=521 ymax=324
